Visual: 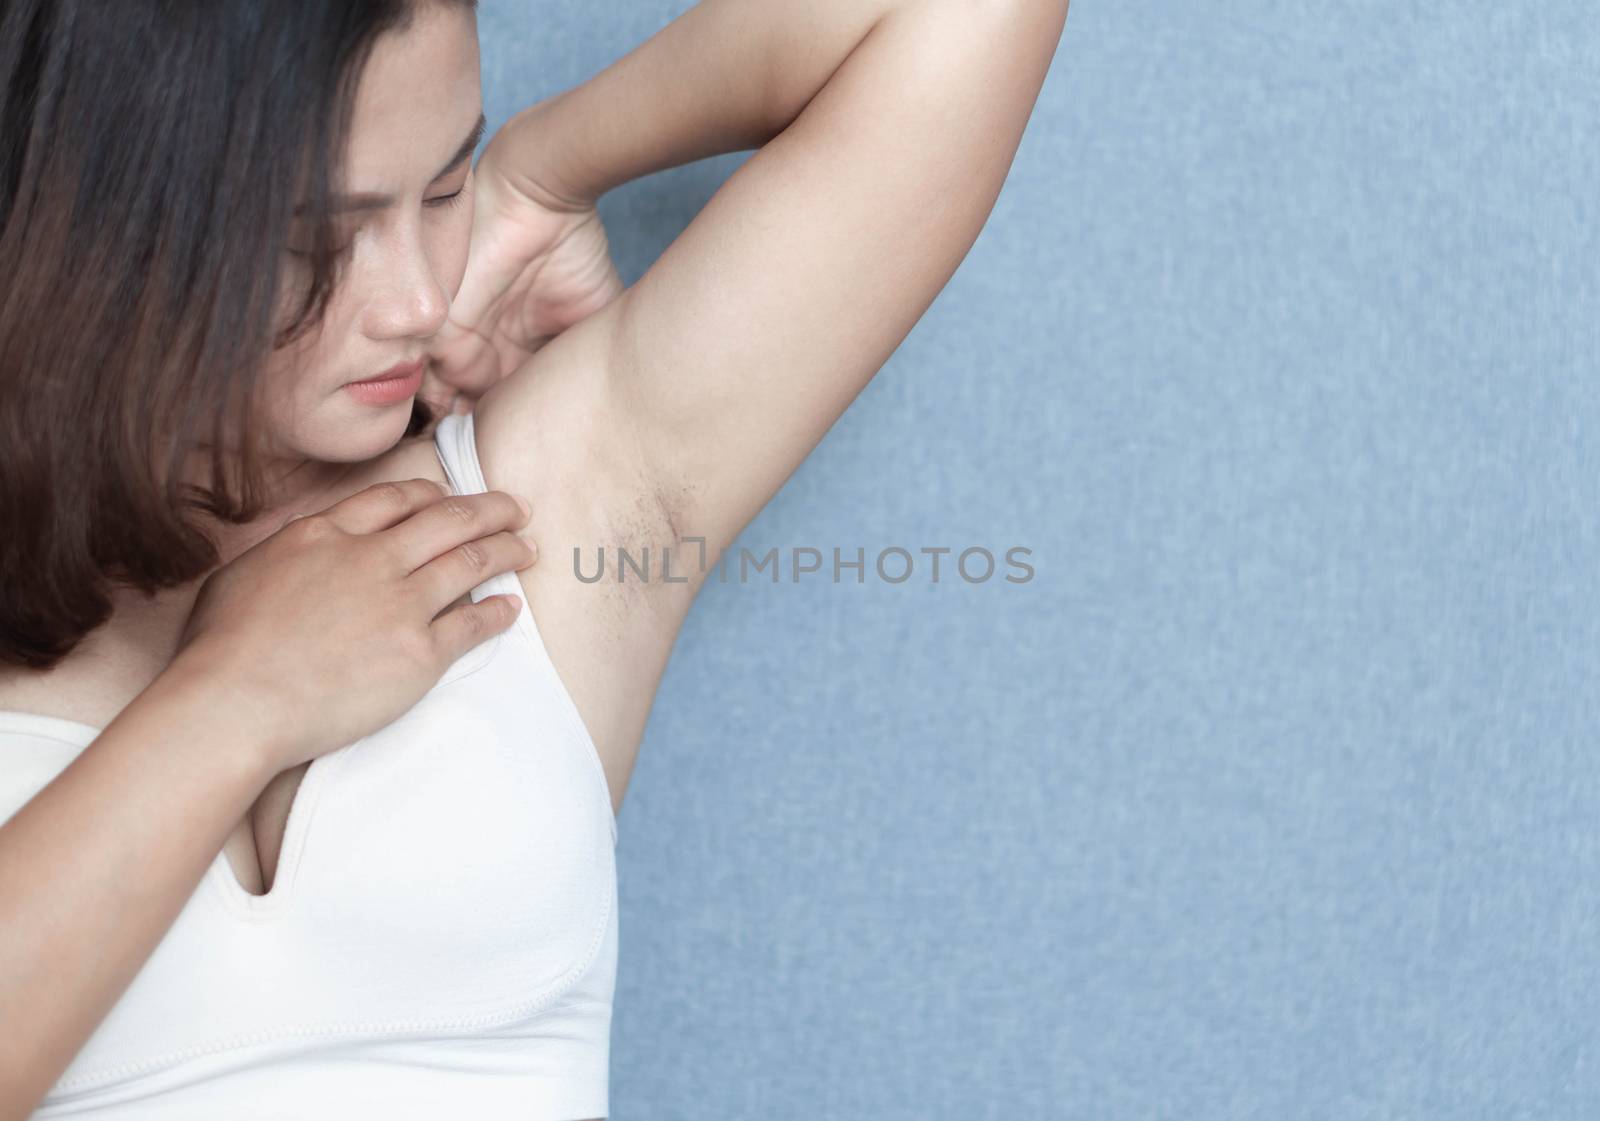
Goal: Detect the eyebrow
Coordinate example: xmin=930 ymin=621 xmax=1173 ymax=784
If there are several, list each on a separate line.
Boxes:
xmin=295 ymin=111 xmax=487 ymax=216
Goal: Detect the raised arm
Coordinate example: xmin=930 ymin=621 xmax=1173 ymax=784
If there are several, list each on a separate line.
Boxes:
xmin=471 ymin=0 xmax=1070 ymax=576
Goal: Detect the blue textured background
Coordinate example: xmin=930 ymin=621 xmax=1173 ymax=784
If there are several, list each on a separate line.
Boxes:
xmin=479 ymin=2 xmax=1599 ymax=1117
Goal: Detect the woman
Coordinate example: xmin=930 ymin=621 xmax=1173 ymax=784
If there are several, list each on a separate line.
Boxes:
xmin=0 ymin=0 xmax=1069 ymax=1116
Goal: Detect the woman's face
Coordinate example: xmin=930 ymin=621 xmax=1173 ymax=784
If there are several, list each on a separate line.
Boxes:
xmin=257 ymin=1 xmax=482 ymax=466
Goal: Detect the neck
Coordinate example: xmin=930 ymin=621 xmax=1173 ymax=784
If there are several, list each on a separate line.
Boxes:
xmin=180 ymin=445 xmax=362 ymax=564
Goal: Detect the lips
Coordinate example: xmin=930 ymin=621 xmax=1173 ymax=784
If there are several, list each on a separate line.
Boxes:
xmin=343 ymin=358 xmax=427 ymax=407
xmin=351 ymin=356 xmax=426 ymax=385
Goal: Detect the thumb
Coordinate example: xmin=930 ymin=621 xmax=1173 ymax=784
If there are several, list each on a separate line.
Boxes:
xmin=427 ymin=316 xmax=502 ymax=396
xmin=417 ymin=366 xmax=459 ymax=417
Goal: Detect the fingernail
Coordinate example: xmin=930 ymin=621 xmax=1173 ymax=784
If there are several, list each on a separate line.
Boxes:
xmin=514 ymin=495 xmax=532 ymax=519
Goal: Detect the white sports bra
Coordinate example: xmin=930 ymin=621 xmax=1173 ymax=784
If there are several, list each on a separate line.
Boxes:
xmin=0 ymin=411 xmax=619 ymax=1119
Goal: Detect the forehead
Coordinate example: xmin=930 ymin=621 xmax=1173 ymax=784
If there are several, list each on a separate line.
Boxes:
xmin=343 ymin=3 xmax=482 ymax=185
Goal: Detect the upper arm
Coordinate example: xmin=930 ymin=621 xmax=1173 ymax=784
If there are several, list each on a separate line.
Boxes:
xmin=469 ymin=305 xmax=676 ymax=562
xmin=606 ymin=1 xmax=1066 ymax=562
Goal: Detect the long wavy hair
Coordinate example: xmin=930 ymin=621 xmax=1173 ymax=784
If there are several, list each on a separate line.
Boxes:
xmin=0 ymin=0 xmax=475 ymax=668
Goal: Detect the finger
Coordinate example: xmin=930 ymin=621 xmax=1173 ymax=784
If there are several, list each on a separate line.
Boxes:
xmin=429 ymin=317 xmax=504 ymax=396
xmin=312 ymin=478 xmax=451 ymax=537
xmin=493 ymin=330 xmax=534 ymax=382
xmin=430 ymin=593 xmax=522 ymax=663
xmin=384 ymin=488 xmax=532 ymax=575
xmin=417 ymin=366 xmax=458 ymax=418
xmin=413 ymin=529 xmax=537 ymax=615
xmin=437 ymin=176 xmax=526 ymax=341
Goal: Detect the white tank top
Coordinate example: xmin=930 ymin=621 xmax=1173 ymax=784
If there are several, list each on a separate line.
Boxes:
xmin=0 ymin=412 xmax=619 ymax=1119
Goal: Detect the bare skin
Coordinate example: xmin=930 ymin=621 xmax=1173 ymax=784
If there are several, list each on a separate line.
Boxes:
xmin=0 ymin=3 xmax=1066 ymax=1114
xmin=0 ymin=6 xmax=552 ymax=898
xmin=0 ymin=0 xmax=1070 ymax=893
xmin=0 ymin=12 xmax=681 ymax=942
xmin=0 ymin=424 xmax=663 ymax=898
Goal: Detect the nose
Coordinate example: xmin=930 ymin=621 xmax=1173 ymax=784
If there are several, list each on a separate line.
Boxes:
xmin=361 ymin=228 xmax=450 ymax=342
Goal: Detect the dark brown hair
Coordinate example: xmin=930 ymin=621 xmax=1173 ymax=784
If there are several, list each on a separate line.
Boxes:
xmin=0 ymin=0 xmax=475 ymax=667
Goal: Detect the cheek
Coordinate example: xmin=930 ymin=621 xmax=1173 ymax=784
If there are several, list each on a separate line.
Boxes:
xmin=269 ymin=257 xmax=341 ymax=360
xmin=256 ymin=302 xmax=343 ymax=420
xmin=253 ymin=341 xmax=315 ymax=427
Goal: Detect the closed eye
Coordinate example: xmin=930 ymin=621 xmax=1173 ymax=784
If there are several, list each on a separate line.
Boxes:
xmin=426 ymin=188 xmax=468 ymax=211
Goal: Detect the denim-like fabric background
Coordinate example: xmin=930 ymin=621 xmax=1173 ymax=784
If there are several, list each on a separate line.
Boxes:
xmin=477 ymin=2 xmax=1597 ymax=1117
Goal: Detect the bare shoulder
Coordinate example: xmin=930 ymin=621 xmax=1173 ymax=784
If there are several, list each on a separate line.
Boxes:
xmin=348 ymin=431 xmax=450 ymax=493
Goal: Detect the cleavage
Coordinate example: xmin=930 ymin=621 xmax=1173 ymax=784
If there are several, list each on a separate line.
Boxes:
xmin=219 ymin=589 xmax=476 ymax=896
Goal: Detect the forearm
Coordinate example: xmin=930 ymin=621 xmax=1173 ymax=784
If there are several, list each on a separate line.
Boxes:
xmin=0 ymin=661 xmax=276 ymax=1117
xmin=496 ymin=0 xmax=920 ymax=206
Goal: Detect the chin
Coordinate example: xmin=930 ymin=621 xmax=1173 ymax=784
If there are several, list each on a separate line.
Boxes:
xmin=264 ymin=395 xmax=435 ymax=465
xmin=300 ymin=403 xmax=417 ymax=464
